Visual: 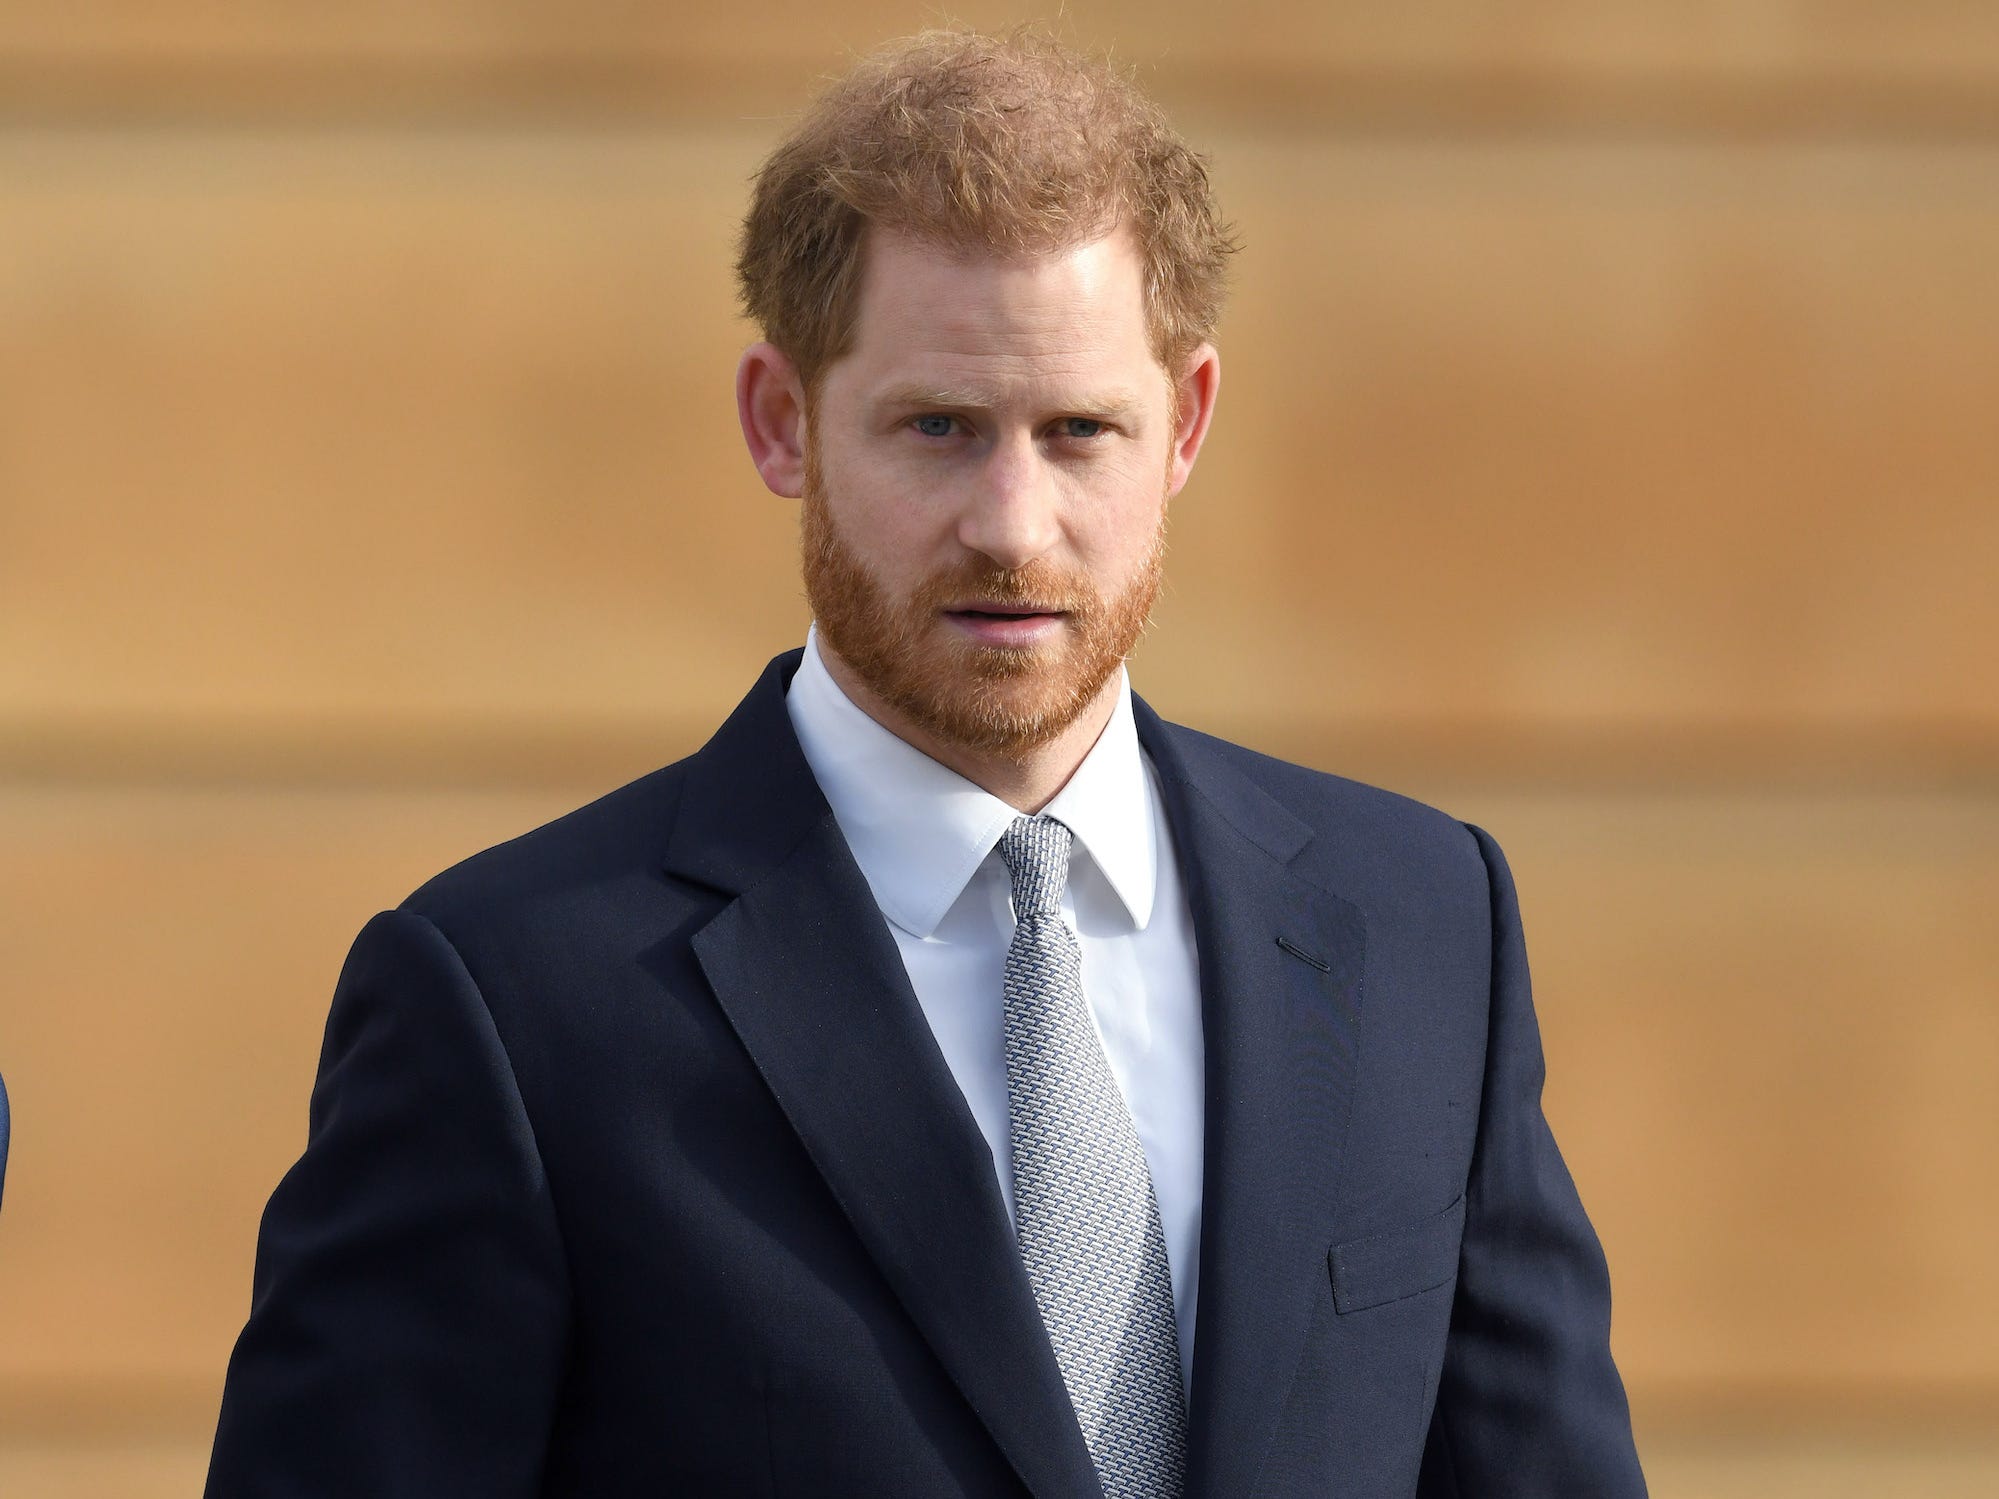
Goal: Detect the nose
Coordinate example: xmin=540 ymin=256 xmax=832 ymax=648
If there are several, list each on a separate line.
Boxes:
xmin=955 ymin=432 xmax=1061 ymax=570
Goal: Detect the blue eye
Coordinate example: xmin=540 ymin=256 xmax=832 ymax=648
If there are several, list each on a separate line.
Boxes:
xmin=913 ymin=414 xmax=955 ymax=438
xmin=1063 ymin=418 xmax=1105 ymax=439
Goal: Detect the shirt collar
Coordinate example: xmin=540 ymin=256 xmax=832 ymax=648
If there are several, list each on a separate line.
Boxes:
xmin=784 ymin=627 xmax=1157 ymax=939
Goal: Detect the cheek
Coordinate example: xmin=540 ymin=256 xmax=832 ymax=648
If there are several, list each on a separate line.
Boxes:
xmin=1072 ymin=478 xmax=1167 ymax=561
xmin=816 ymin=468 xmax=954 ymax=580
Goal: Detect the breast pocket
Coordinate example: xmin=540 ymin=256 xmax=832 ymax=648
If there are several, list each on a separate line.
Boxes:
xmin=1328 ymin=1193 xmax=1466 ymax=1315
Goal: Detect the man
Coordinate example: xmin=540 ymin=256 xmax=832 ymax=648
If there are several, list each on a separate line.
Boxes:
xmin=208 ymin=29 xmax=1646 ymax=1499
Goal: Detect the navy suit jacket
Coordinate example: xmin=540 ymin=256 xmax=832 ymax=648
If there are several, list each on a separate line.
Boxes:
xmin=207 ymin=649 xmax=1646 ymax=1497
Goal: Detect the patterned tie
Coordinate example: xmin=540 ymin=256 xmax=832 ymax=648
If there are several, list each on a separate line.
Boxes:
xmin=997 ymin=814 xmax=1188 ymax=1498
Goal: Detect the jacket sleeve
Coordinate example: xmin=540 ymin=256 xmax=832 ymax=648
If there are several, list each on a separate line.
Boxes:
xmin=205 ymin=909 xmax=570 ymax=1498
xmin=1417 ymin=825 xmax=1648 ymax=1497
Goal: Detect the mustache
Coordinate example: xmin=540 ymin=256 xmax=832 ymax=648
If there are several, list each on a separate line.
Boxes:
xmin=910 ymin=559 xmax=1102 ymax=616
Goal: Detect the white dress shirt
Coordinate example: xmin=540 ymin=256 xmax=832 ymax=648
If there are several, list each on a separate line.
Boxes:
xmin=785 ymin=628 xmax=1206 ymax=1390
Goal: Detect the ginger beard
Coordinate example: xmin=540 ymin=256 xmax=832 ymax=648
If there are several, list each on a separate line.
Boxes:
xmin=799 ymin=425 xmax=1168 ymax=760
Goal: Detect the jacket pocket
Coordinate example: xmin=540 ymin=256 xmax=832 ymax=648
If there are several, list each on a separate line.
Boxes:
xmin=1327 ymin=1194 xmax=1466 ymax=1314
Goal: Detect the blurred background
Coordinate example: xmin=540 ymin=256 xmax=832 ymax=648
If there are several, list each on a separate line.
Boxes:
xmin=1 ymin=3 xmax=1995 ymax=1494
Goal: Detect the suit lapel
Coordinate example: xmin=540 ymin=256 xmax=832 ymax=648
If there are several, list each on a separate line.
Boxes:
xmin=665 ymin=652 xmax=1100 ymax=1499
xmin=1135 ymin=702 xmax=1368 ymax=1499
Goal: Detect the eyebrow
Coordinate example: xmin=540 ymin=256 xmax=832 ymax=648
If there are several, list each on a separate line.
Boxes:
xmin=873 ymin=383 xmax=1147 ymax=421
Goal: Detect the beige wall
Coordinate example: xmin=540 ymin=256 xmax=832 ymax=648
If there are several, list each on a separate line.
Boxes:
xmin=2 ymin=0 xmax=1995 ymax=1475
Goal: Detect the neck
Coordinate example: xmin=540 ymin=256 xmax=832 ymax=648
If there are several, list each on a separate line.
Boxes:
xmin=816 ymin=644 xmax=1123 ymax=814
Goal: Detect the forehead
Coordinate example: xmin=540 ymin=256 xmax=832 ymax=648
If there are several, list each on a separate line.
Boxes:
xmin=835 ymin=227 xmax=1157 ymax=397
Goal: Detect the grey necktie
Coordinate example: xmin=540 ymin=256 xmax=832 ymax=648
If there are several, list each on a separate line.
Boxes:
xmin=997 ymin=814 xmax=1188 ymax=1498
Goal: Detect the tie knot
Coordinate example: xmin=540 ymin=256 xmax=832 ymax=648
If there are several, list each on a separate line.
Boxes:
xmin=998 ymin=814 xmax=1073 ymax=919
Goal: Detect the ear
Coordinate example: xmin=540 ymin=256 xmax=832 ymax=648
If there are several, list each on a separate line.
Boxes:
xmin=736 ymin=341 xmax=809 ymax=498
xmin=1165 ymin=342 xmax=1221 ymax=499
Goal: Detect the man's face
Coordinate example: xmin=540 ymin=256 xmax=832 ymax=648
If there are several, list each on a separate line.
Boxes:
xmin=802 ymin=227 xmax=1182 ymax=759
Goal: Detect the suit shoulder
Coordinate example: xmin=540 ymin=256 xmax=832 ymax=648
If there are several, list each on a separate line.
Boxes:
xmin=398 ymin=757 xmax=693 ymax=937
xmin=1159 ymin=721 xmax=1487 ymax=886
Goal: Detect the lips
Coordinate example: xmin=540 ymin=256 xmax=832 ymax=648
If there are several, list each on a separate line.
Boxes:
xmin=941 ymin=605 xmax=1069 ymax=646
